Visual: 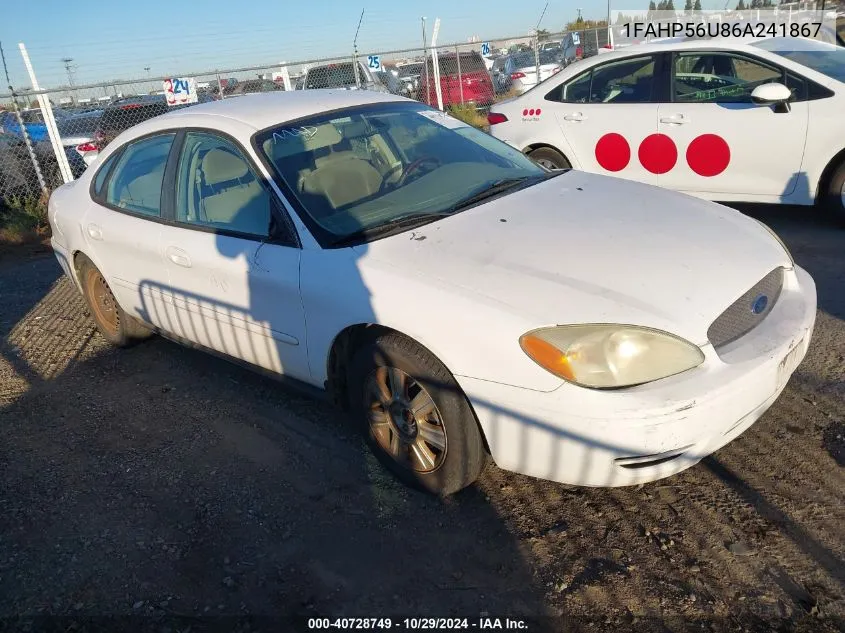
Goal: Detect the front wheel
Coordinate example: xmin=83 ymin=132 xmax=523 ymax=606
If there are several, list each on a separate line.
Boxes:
xmin=528 ymin=147 xmax=571 ymax=171
xmin=348 ymin=333 xmax=487 ymax=496
xmin=821 ymin=159 xmax=845 ymax=226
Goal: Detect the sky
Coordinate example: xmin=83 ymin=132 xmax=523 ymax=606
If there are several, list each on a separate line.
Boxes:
xmin=1 ymin=0 xmax=727 ymax=93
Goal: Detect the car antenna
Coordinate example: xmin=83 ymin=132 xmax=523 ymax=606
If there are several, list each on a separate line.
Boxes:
xmin=352 ymin=8 xmax=365 ymax=89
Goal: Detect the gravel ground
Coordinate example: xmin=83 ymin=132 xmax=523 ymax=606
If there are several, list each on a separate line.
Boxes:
xmin=0 ymin=205 xmax=842 ymax=633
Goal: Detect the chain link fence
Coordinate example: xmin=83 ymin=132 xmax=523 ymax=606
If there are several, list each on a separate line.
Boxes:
xmin=0 ymin=25 xmax=610 ymax=224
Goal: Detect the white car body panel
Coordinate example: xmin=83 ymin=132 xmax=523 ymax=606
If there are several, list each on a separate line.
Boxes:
xmin=489 ymin=38 xmax=845 ymax=205
xmin=48 ymin=90 xmax=817 ymax=487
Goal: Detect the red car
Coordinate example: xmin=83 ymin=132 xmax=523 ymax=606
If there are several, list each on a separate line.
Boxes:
xmin=421 ymin=51 xmax=495 ymax=108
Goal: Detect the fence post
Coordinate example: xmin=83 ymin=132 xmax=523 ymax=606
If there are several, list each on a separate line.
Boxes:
xmin=216 ymin=71 xmax=226 ymax=99
xmin=430 ymin=18 xmax=443 ymax=111
xmin=455 ymin=45 xmax=464 ymax=105
xmin=19 ymin=42 xmax=73 ymax=185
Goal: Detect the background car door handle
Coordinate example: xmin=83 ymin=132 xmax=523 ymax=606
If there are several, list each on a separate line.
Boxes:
xmin=660 ymin=114 xmax=688 ymax=125
xmin=86 ymin=223 xmax=103 ymax=240
xmin=563 ymin=113 xmax=586 ymax=121
xmin=166 ymin=247 xmax=191 ymax=268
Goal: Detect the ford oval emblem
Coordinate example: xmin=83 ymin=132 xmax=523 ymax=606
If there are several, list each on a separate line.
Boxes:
xmin=751 ymin=294 xmax=769 ymax=315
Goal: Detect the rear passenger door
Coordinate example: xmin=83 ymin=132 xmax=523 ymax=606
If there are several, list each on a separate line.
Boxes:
xmin=542 ymin=54 xmax=665 ymax=185
xmin=157 ymin=130 xmax=310 ymax=381
xmin=85 ymin=133 xmax=175 ymax=329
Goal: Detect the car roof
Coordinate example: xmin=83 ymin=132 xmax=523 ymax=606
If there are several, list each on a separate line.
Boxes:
xmin=599 ymin=35 xmax=838 ymax=58
xmin=154 ymin=89 xmax=407 ymax=130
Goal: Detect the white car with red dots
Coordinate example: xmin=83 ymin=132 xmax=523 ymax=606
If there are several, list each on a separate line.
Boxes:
xmin=488 ymin=37 xmax=845 ymax=223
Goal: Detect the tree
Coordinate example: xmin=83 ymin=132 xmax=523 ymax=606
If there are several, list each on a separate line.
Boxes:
xmin=684 ymin=0 xmax=693 ymax=13
xmin=666 ymin=0 xmax=675 ymax=10
xmin=693 ymin=0 xmax=701 ymax=9
xmin=536 ymin=28 xmax=550 ymax=41
xmin=647 ymin=0 xmax=657 ymax=20
xmin=736 ymin=0 xmax=746 ymax=9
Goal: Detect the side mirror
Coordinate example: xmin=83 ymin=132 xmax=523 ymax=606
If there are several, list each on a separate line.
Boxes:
xmin=751 ymin=82 xmax=792 ymax=112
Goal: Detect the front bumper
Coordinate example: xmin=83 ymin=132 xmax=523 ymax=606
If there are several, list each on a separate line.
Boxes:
xmin=458 ymin=266 xmax=817 ymax=487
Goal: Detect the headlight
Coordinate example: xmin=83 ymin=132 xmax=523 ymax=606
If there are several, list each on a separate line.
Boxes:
xmin=753 ymin=218 xmax=794 ymax=268
xmin=519 ymin=325 xmax=705 ymax=389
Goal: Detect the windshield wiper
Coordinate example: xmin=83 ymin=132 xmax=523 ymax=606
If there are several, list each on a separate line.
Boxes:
xmin=330 ymin=212 xmax=452 ymax=247
xmin=447 ymin=176 xmax=541 ymax=213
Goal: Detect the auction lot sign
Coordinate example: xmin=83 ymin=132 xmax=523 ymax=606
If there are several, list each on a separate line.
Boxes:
xmin=609 ymin=9 xmax=839 ymax=51
xmin=163 ymin=77 xmax=199 ymax=106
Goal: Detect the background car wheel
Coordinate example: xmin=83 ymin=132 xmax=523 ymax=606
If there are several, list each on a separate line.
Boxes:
xmin=349 ymin=332 xmax=488 ymax=496
xmin=76 ymin=255 xmax=151 ymax=347
xmin=528 ymin=147 xmax=571 ymax=171
xmin=822 ymin=159 xmax=845 ymax=225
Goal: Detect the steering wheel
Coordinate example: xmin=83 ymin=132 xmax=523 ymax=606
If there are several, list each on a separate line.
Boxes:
xmin=397 ymin=156 xmax=442 ymax=187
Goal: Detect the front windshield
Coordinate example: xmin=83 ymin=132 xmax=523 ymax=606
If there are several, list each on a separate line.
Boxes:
xmin=256 ymin=102 xmax=546 ymax=246
xmin=753 ymin=38 xmax=845 ymax=83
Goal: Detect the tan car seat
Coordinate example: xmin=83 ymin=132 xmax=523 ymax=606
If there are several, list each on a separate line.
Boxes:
xmin=198 ymin=148 xmax=269 ymax=235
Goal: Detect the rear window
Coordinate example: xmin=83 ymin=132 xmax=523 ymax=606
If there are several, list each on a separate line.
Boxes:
xmin=426 ymin=52 xmax=487 ymax=75
xmin=100 ymin=101 xmax=167 ymax=131
xmin=306 ymin=63 xmax=365 ymax=88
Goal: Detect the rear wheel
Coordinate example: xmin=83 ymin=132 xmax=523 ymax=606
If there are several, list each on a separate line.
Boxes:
xmin=528 ymin=147 xmax=571 ymax=171
xmin=822 ymin=158 xmax=845 ymax=226
xmin=76 ymin=255 xmax=151 ymax=347
xmin=348 ymin=332 xmax=487 ymax=496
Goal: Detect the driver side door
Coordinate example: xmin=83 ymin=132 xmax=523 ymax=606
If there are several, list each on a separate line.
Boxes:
xmin=542 ymin=54 xmax=664 ymax=185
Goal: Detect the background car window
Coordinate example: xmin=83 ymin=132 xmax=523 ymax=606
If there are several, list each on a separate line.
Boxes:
xmin=93 ymin=151 xmax=122 ymax=196
xmin=175 ymin=132 xmax=271 ymax=237
xmin=587 ymin=57 xmax=656 ymax=103
xmin=549 ymin=57 xmax=656 ymax=104
xmin=674 ymin=53 xmax=781 ymax=103
xmin=105 ymin=134 xmax=174 ymax=217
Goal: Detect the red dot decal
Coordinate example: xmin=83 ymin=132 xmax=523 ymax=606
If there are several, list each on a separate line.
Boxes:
xmin=594 ymin=133 xmax=631 ymax=172
xmin=686 ymin=134 xmax=730 ymax=177
xmin=528 ymin=108 xmax=535 ymax=115
xmin=535 ymin=108 xmax=542 ymax=115
xmin=522 ymin=109 xmax=529 ymax=116
xmin=638 ymin=134 xmax=677 ymax=175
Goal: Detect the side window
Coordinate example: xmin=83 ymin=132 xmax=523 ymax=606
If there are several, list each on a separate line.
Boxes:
xmin=674 ymin=53 xmax=781 ymax=103
xmin=548 ymin=56 xmax=657 ymax=104
xmin=93 ymin=150 xmax=122 ymax=196
xmin=105 ymin=134 xmax=175 ymax=217
xmin=175 ymin=132 xmax=271 ymax=237
xmin=587 ymin=56 xmax=656 ymax=103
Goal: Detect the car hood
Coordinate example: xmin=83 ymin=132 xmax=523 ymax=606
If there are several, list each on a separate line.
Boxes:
xmin=355 ymin=171 xmax=790 ymax=346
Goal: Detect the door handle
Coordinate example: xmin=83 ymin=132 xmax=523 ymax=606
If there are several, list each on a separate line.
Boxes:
xmin=86 ymin=223 xmax=103 ymax=240
xmin=563 ymin=112 xmax=586 ymax=121
xmin=166 ymin=246 xmax=191 ymax=268
xmin=660 ymin=114 xmax=688 ymax=125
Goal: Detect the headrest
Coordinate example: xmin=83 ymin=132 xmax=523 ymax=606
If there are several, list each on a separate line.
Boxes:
xmin=201 ymin=148 xmax=248 ymax=186
xmin=268 ymin=124 xmax=342 ymax=160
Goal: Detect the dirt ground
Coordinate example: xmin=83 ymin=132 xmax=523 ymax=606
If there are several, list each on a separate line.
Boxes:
xmin=0 ymin=205 xmax=842 ymax=633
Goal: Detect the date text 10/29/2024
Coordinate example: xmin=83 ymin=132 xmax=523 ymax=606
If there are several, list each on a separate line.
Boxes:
xmin=307 ymin=618 xmax=529 ymax=630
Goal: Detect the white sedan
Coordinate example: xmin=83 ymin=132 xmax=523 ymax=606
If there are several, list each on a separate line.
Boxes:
xmin=488 ymin=37 xmax=845 ymax=223
xmin=48 ymin=91 xmax=816 ymax=495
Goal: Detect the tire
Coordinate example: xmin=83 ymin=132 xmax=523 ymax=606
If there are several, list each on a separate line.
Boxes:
xmin=76 ymin=254 xmax=152 ymax=347
xmin=348 ymin=332 xmax=487 ymax=496
xmin=528 ymin=147 xmax=571 ymax=171
xmin=821 ymin=158 xmax=845 ymax=226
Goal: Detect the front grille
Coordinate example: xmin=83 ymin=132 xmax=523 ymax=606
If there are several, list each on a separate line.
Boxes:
xmin=707 ymin=267 xmax=784 ymax=349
